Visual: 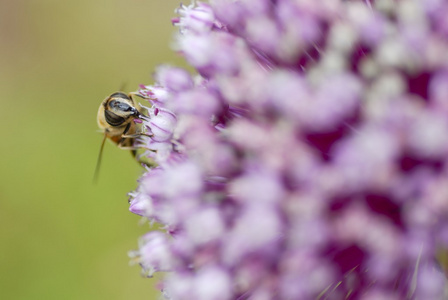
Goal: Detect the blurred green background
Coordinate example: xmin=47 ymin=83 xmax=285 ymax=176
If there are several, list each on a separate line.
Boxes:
xmin=0 ymin=1 xmax=183 ymax=299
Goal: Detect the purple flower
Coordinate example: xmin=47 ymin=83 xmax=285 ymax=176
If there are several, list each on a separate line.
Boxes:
xmin=128 ymin=1 xmax=448 ymax=299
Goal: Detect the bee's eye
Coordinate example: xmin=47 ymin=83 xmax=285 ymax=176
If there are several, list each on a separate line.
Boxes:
xmin=104 ymin=110 xmax=125 ymax=126
xmin=109 ymin=100 xmax=133 ymax=112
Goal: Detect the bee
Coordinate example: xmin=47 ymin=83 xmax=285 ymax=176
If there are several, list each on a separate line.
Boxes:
xmin=94 ymin=91 xmax=151 ymax=182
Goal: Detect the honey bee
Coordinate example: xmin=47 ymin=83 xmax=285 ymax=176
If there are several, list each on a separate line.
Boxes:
xmin=94 ymin=91 xmax=151 ymax=182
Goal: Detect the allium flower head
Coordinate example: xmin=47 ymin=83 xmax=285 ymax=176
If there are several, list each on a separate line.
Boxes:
xmin=128 ymin=0 xmax=448 ymax=299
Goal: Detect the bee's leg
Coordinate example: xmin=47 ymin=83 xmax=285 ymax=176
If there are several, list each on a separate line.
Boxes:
xmin=120 ymin=138 xmax=156 ymax=165
xmin=117 ymin=145 xmax=139 ymax=151
xmin=118 ymin=125 xmax=150 ymax=149
xmin=128 ymin=92 xmax=145 ymax=99
xmin=119 ymin=123 xmax=157 ymax=168
xmin=118 ymin=123 xmax=132 ymax=146
xmin=117 ymin=127 xmax=141 ymax=152
xmin=122 ymin=133 xmax=153 ymax=138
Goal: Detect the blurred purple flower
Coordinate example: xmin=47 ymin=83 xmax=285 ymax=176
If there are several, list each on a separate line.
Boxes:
xmin=128 ymin=0 xmax=448 ymax=299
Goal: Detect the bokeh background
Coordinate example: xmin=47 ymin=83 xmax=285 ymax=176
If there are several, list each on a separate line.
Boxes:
xmin=0 ymin=1 xmax=184 ymax=299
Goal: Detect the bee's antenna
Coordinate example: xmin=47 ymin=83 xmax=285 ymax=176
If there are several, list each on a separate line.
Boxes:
xmin=93 ymin=133 xmax=108 ymax=184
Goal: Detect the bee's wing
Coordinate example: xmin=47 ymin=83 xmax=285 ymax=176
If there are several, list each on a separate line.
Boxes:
xmin=93 ymin=133 xmax=108 ymax=184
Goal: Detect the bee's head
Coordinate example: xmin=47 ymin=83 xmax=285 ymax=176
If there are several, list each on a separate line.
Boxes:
xmin=104 ymin=92 xmax=140 ymax=126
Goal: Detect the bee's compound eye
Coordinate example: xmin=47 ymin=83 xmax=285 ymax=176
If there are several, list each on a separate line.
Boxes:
xmin=109 ymin=100 xmax=133 ymax=112
xmin=105 ymin=110 xmax=126 ymax=126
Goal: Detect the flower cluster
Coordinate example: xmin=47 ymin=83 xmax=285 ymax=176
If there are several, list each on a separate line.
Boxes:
xmin=128 ymin=0 xmax=448 ymax=299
